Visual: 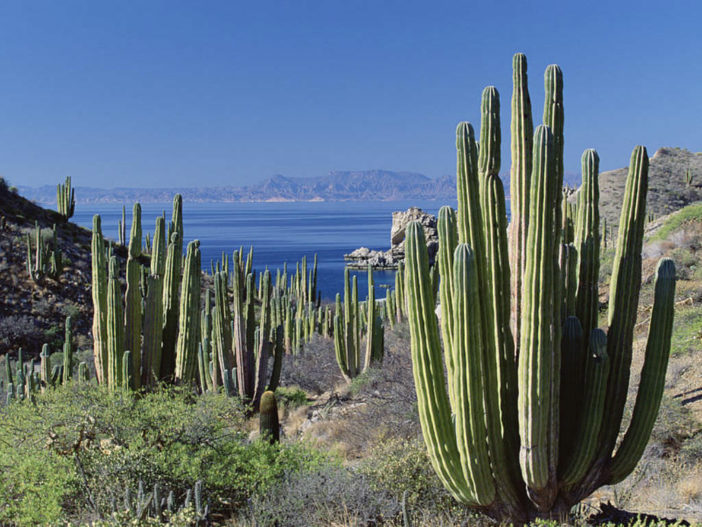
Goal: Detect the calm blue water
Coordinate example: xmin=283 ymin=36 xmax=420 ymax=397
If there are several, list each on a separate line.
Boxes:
xmin=72 ymin=200 xmax=458 ymax=300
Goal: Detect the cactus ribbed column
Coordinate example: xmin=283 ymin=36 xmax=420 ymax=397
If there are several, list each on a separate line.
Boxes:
xmin=597 ymin=146 xmax=649 ymax=463
xmin=560 ymin=329 xmax=609 ymax=487
xmin=364 ymin=265 xmax=375 ymax=371
xmin=405 ymin=222 xmax=478 ymax=506
xmin=518 ymin=125 xmax=559 ymax=510
xmin=478 ymin=86 xmax=501 ymax=201
xmin=142 ymin=274 xmax=164 ymax=386
xmin=124 ymin=203 xmax=143 ymax=389
xmin=107 ymin=257 xmax=124 ymax=390
xmin=150 ymin=216 xmax=166 ymax=277
xmin=91 ymin=215 xmax=109 ymax=384
xmin=508 ymin=53 xmax=533 ymax=353
xmin=437 ymin=206 xmax=458 ymax=406
xmin=574 ymin=150 xmax=600 ymax=342
xmin=608 ymin=258 xmax=676 ymax=484
xmin=175 ymin=241 xmax=201 ymax=384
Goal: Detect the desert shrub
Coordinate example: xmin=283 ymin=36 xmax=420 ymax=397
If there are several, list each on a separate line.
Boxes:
xmin=358 ymin=438 xmax=457 ymax=514
xmin=0 ymin=314 xmax=43 ymax=351
xmin=0 ymin=383 xmax=333 ymax=525
xmin=280 ymin=334 xmax=345 ymax=394
xmin=274 ymin=385 xmax=309 ymax=409
xmin=651 ymin=202 xmax=702 ymax=242
xmin=247 ymin=464 xmax=399 ymax=527
xmin=668 ymin=305 xmax=702 ymax=357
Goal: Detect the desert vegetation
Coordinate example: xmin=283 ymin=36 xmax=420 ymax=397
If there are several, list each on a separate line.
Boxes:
xmin=0 ymin=54 xmax=701 ymax=526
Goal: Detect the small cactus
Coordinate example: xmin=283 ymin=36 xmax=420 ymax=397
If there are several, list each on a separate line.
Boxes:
xmin=56 ymin=176 xmax=75 ymax=220
xmin=259 ymin=390 xmax=280 ymax=444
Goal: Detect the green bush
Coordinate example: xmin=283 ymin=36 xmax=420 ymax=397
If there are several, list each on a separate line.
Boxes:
xmin=651 ymin=202 xmax=702 ymax=241
xmin=358 ymin=438 xmax=463 ymax=517
xmin=0 ymin=383 xmax=333 ymax=525
xmin=274 ymin=385 xmax=309 ymax=408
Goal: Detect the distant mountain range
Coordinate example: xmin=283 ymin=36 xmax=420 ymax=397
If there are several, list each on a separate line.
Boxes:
xmin=19 ymin=170 xmax=459 ymax=204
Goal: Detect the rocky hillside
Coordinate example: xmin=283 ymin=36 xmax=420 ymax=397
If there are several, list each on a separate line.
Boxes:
xmin=0 ymin=183 xmax=130 ymax=357
xmin=599 ymin=147 xmax=702 ymax=227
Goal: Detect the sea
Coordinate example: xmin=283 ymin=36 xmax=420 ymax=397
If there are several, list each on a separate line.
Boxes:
xmin=72 ymin=200 xmax=459 ymax=300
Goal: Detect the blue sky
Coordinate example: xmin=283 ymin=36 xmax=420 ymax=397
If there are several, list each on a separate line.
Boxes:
xmin=1 ymin=1 xmax=700 ymax=188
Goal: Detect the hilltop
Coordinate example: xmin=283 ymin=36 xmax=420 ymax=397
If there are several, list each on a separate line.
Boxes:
xmin=0 ymin=183 xmax=133 ymax=355
xmin=599 ymin=147 xmax=702 ymax=227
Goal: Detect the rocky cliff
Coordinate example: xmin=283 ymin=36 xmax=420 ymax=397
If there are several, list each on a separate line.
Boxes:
xmin=344 ymin=207 xmax=438 ymax=269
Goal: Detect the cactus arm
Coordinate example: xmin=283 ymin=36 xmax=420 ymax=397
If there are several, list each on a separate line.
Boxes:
xmin=482 ymin=173 xmax=520 ymax=477
xmin=141 ymin=274 xmax=164 ymax=386
xmin=574 ymin=150 xmax=600 ymax=341
xmin=122 ymin=350 xmax=133 ymax=390
xmin=124 ymin=203 xmax=143 ymax=389
xmin=174 ymin=241 xmax=201 ymax=384
xmin=598 ymin=146 xmax=649 ymax=459
xmin=404 ymin=221 xmax=476 ymax=505
xmin=478 ymin=86 xmax=501 ymax=199
xmin=543 ymin=65 xmax=565 ymax=495
xmin=107 ymin=257 xmax=124 ymax=390
xmin=150 ymin=216 xmax=166 ymax=277
xmin=40 ymin=344 xmax=51 ymax=392
xmin=334 ymin=294 xmax=351 ymax=381
xmin=457 ymin=120 xmax=522 ymax=511
xmin=364 ymin=265 xmax=375 ymax=371
xmin=607 ymin=258 xmax=676 ymax=484
xmin=437 ymin=206 xmax=458 ymax=406
xmin=560 ymin=329 xmax=609 ymax=487
xmin=509 ymin=53 xmax=534 ymax=354
xmin=452 ymin=244 xmax=497 ymax=505
xmin=518 ymin=125 xmax=558 ymax=510
xmin=63 ymin=316 xmax=73 ymax=384
xmin=558 ymin=316 xmax=586 ymax=463
xmin=91 ymin=215 xmax=109 ymax=384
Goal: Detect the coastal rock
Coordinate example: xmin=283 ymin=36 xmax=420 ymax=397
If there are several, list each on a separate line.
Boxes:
xmin=345 ymin=207 xmax=438 ymax=269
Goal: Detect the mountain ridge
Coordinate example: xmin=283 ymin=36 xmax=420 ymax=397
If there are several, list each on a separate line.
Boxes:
xmin=19 ymin=170 xmax=457 ymax=204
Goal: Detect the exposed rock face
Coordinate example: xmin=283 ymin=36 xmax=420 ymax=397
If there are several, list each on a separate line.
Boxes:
xmin=345 ymin=207 xmax=438 ymax=269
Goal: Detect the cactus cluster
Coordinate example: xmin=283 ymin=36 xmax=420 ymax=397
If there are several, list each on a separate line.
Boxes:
xmin=116 ymin=479 xmax=208 ymax=524
xmin=684 ymin=167 xmax=694 ymax=187
xmin=26 ymin=222 xmax=63 ymax=282
xmin=200 ymin=248 xmax=322 ymax=407
xmin=56 ymin=176 xmax=75 ymax=220
xmin=2 ymin=316 xmax=88 ymax=403
xmin=92 ymin=195 xmax=202 ymax=390
xmin=333 ymin=265 xmax=384 ymax=382
xmin=404 ymin=54 xmax=676 ymax=521
xmin=90 ymin=194 xmax=326 ymax=411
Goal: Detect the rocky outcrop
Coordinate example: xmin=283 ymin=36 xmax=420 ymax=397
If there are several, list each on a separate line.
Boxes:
xmin=344 ymin=207 xmax=438 ymax=269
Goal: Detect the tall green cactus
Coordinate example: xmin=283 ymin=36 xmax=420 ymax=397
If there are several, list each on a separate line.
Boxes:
xmin=56 ymin=176 xmax=75 ymax=220
xmin=404 ymin=55 xmax=676 ymax=521
xmin=174 ymin=240 xmax=202 ymax=385
xmin=63 ymin=316 xmax=74 ymax=384
xmin=124 ymin=203 xmax=143 ymax=389
xmin=106 ymin=256 xmax=125 ymax=390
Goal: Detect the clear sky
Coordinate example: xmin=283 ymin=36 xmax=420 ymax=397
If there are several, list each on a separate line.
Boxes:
xmin=1 ymin=1 xmax=700 ymax=188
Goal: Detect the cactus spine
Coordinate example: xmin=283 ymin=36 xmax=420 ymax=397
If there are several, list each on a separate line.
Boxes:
xmin=404 ymin=55 xmax=677 ymax=521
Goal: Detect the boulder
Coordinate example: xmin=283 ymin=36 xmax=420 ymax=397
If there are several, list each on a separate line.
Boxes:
xmin=345 ymin=207 xmax=438 ymax=269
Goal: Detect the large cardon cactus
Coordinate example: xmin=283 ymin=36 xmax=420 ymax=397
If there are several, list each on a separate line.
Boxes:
xmin=404 ymin=53 xmax=676 ymax=521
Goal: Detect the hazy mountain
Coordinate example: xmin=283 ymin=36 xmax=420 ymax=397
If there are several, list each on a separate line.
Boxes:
xmin=19 ymin=170 xmax=457 ymax=204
